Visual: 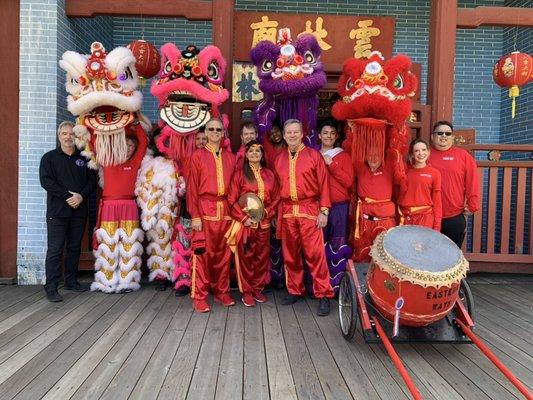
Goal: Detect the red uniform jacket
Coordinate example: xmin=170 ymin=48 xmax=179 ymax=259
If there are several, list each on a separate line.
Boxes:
xmin=275 ymin=144 xmax=331 ymax=219
xmin=227 ymin=166 xmax=279 ymax=229
xmin=398 ymin=165 xmax=443 ymax=230
xmin=102 ymin=124 xmax=147 ymax=198
xmin=354 ymin=161 xmax=397 ymax=218
xmin=323 ymin=148 xmax=354 ymax=204
xmin=263 ymin=139 xmax=286 ymax=170
xmin=187 ymin=144 xmax=236 ymax=221
xmin=428 ymin=146 xmax=479 ymax=218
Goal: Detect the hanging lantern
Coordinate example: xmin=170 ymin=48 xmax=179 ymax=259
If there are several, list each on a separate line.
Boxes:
xmin=492 ymin=51 xmax=532 ymax=118
xmin=127 ymin=40 xmax=161 ymax=80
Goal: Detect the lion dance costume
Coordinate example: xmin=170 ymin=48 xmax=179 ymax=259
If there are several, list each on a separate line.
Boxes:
xmin=250 ymin=29 xmax=326 ymax=287
xmin=136 ymin=43 xmax=229 ymax=293
xmin=60 ymin=42 xmax=150 ymax=292
xmin=332 ymin=50 xmax=418 ymax=261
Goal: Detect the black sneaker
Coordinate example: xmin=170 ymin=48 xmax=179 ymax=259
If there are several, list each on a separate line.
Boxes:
xmin=155 ymin=280 xmax=169 ymax=291
xmin=64 ymin=282 xmax=88 ymax=292
xmin=175 ymin=285 xmax=191 ymax=297
xmin=45 ymin=289 xmax=63 ymax=302
xmin=281 ymin=294 xmax=302 ymax=305
xmin=317 ymin=298 xmax=330 ymax=316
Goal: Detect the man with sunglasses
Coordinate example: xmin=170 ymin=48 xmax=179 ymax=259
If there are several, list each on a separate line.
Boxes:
xmin=187 ymin=118 xmax=236 ymax=312
xmin=429 ymin=121 xmax=479 ymax=248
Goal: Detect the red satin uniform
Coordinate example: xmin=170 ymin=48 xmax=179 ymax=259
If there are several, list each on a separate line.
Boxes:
xmin=275 ymin=145 xmax=334 ymax=298
xmin=263 ymin=139 xmax=286 ymax=169
xmin=398 ymin=165 xmax=443 ymax=230
xmin=353 ymin=161 xmax=398 ymax=262
xmin=235 ymin=145 xmax=246 ymax=170
xmin=187 ymin=144 xmax=236 ymax=300
xmin=428 ymin=147 xmax=479 ymax=218
xmin=227 ymin=166 xmax=279 ymax=295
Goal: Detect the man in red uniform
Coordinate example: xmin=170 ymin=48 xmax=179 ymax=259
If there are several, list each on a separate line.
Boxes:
xmin=263 ymin=124 xmax=286 ymax=169
xmin=428 ymin=121 xmax=479 ymax=248
xmin=353 ymin=153 xmax=400 ymax=262
xmin=235 ymin=121 xmax=258 ymax=168
xmin=318 ymin=121 xmax=354 ymax=293
xmin=275 ymin=119 xmax=334 ymax=316
xmin=187 ymin=118 xmax=236 ymax=312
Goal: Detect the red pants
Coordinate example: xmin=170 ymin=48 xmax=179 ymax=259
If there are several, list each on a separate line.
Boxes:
xmin=191 ymin=218 xmax=232 ymax=300
xmin=353 ymin=216 xmax=396 ymax=262
xmin=281 ymin=217 xmax=334 ymax=298
xmin=402 ymin=212 xmax=434 ymax=230
xmin=235 ymin=226 xmax=270 ymax=294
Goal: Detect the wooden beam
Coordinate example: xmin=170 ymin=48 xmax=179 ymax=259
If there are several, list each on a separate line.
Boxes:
xmin=427 ymin=0 xmax=457 ymax=126
xmin=457 ymin=6 xmax=533 ymax=28
xmin=0 ymin=0 xmax=19 ymax=279
xmin=212 ymin=0 xmax=234 ymax=128
xmin=66 ymin=0 xmax=213 ymax=20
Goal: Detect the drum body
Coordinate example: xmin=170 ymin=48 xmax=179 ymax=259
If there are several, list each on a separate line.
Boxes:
xmin=367 ymin=225 xmax=469 ymax=327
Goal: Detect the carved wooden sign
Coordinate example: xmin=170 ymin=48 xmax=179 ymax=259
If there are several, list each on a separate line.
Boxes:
xmin=234 ymin=11 xmax=395 ymax=64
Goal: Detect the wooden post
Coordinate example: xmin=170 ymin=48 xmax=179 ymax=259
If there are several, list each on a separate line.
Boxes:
xmin=427 ymin=0 xmax=457 ymax=128
xmin=0 ymin=0 xmax=19 ymax=280
xmin=212 ymin=0 xmax=234 ymax=138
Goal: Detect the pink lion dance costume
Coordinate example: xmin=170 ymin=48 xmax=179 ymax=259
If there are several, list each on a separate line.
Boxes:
xmin=332 ymin=51 xmax=418 ymax=261
xmin=60 ymin=42 xmax=150 ymax=293
xmin=136 ymin=44 xmax=229 ymax=293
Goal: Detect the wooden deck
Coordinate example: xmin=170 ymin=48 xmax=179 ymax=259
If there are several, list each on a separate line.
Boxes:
xmin=0 ymin=275 xmax=531 ymax=400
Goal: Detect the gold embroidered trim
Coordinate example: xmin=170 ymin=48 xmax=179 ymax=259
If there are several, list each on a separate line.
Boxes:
xmin=206 ymin=144 xmax=225 ymax=196
xmin=250 ymin=164 xmax=265 ymax=201
xmin=288 ymin=144 xmax=304 ymax=201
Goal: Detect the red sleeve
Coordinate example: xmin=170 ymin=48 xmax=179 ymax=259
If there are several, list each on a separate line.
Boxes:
xmin=328 ymin=152 xmax=354 ymax=189
xmin=186 ymin=152 xmax=201 ymax=221
xmin=228 ymin=170 xmax=248 ymax=222
xmin=265 ymin=170 xmax=280 ymax=218
xmin=464 ymin=152 xmax=480 ymax=213
xmin=130 ymin=124 xmax=148 ymax=168
xmin=316 ymin=152 xmax=331 ymax=209
xmin=432 ymin=170 xmax=443 ymax=231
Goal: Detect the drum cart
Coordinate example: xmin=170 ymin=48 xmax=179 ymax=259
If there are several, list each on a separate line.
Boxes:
xmin=338 ymin=261 xmax=533 ymax=400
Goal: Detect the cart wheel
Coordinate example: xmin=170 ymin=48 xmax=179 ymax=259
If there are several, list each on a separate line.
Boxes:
xmin=338 ymin=272 xmax=358 ymax=340
xmin=459 ymin=280 xmax=475 ymax=321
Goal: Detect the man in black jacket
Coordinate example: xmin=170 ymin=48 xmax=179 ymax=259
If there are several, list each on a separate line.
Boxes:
xmin=39 ymin=121 xmax=96 ymax=302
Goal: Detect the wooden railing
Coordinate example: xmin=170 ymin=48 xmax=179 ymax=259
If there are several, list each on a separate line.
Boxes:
xmin=461 ymin=144 xmax=533 ymax=273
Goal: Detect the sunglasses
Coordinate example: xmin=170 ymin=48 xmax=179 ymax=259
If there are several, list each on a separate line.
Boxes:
xmin=207 ymin=127 xmax=223 ymax=132
xmin=434 ymin=131 xmax=453 ymax=136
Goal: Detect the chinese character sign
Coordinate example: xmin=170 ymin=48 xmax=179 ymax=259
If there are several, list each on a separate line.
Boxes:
xmin=234 ymin=11 xmax=395 ymax=65
xmin=232 ymin=63 xmax=262 ymax=102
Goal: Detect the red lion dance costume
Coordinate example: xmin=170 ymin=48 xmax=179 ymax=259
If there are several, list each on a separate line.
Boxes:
xmin=136 ymin=44 xmax=229 ymax=293
xmin=60 ymin=42 xmax=150 ymax=292
xmin=332 ymin=51 xmax=418 ymax=261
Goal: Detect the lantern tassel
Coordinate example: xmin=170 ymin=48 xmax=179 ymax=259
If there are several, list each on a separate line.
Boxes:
xmin=509 ymin=86 xmax=519 ymax=119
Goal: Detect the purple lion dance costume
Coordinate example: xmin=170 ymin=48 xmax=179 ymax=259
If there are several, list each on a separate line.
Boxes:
xmin=250 ymin=29 xmax=326 ymax=146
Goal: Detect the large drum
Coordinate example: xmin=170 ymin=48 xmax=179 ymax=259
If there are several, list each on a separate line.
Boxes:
xmin=368 ymin=225 xmax=469 ymax=327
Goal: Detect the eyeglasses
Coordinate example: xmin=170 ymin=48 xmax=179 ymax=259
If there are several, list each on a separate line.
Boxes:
xmin=434 ymin=131 xmax=453 ymax=137
xmin=207 ymin=127 xmax=223 ymax=132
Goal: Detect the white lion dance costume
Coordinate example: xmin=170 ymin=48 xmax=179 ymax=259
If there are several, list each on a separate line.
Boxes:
xmin=60 ymin=42 xmax=150 ymax=293
xmin=136 ymin=43 xmax=230 ymax=294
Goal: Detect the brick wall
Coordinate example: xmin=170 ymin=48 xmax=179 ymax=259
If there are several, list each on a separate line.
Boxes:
xmin=113 ymin=17 xmax=213 ymax=123
xmin=18 ymin=0 xmax=113 ymax=284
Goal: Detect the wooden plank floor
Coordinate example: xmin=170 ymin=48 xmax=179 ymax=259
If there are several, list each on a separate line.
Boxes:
xmin=0 ymin=275 xmax=531 ymax=400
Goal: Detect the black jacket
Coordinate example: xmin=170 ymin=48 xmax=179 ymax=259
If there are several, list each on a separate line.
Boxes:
xmin=39 ymin=147 xmax=97 ymax=218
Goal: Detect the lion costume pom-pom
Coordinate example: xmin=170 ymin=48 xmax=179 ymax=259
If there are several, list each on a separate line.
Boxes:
xmin=332 ymin=51 xmax=418 ymax=165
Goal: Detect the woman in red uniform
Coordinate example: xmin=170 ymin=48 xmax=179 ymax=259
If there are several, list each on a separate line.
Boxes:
xmin=92 ymin=123 xmax=147 ymax=293
xmin=227 ymin=140 xmax=279 ymax=307
xmin=398 ymin=138 xmax=442 ymax=231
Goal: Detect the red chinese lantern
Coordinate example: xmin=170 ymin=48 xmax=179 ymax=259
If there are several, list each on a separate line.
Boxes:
xmin=492 ymin=51 xmax=533 ymax=118
xmin=127 ymin=40 xmax=161 ymax=80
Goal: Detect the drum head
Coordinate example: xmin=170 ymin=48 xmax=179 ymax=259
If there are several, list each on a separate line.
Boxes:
xmin=382 ymin=225 xmax=461 ymax=272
